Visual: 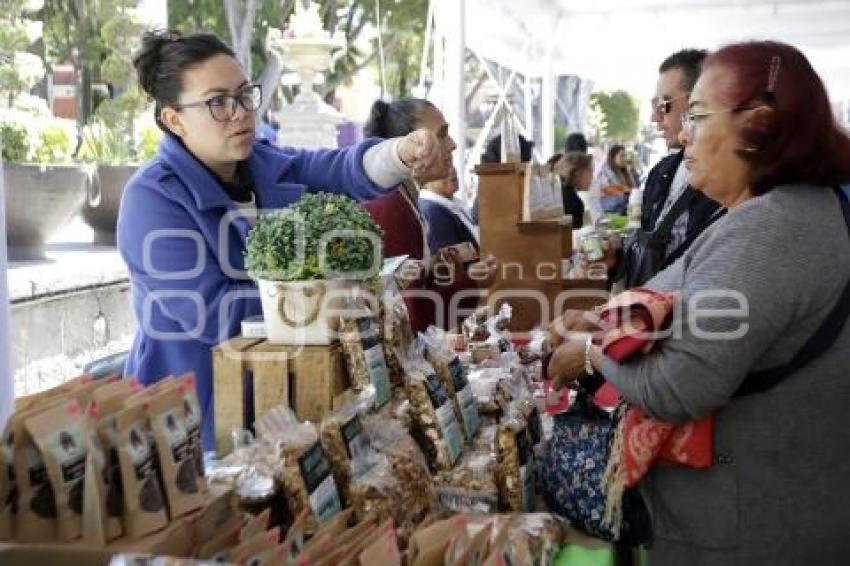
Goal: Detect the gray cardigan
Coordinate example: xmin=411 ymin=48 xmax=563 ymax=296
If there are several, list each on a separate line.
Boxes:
xmin=602 ymin=184 xmax=850 ymax=564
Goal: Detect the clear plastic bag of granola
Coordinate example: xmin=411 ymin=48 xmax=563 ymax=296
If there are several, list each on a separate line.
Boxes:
xmin=319 ymin=388 xmax=375 ymax=504
xmin=435 ymin=449 xmax=499 ymax=515
xmin=509 ymin=513 xmax=569 ymax=565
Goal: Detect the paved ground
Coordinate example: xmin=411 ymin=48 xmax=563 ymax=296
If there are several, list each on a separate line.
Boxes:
xmin=9 ymin=218 xmax=136 ymax=395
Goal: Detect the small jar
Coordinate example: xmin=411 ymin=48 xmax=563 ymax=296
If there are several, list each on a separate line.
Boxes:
xmin=579 ymin=229 xmax=605 ymax=262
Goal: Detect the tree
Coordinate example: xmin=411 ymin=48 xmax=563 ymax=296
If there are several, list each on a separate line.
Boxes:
xmin=168 ymin=0 xmax=428 ymax=108
xmin=42 ymin=0 xmax=144 ymax=128
xmin=590 ymin=89 xmax=639 ymax=143
xmin=0 ymin=0 xmax=45 ymax=108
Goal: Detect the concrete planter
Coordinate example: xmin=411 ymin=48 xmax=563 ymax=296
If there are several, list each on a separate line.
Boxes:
xmin=82 ymin=164 xmax=139 ymax=245
xmin=4 ymin=163 xmax=91 ymax=260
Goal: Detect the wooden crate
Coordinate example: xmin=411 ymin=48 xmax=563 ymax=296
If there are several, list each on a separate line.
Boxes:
xmin=212 ymin=337 xmax=350 ymax=456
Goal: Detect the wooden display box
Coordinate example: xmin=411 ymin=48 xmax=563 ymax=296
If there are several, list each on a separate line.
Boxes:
xmin=212 ymin=337 xmax=350 ymax=456
xmin=475 ymin=162 xmax=608 ymax=330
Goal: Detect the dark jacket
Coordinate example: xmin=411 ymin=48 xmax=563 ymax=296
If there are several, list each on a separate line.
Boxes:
xmin=419 ymin=197 xmax=478 ymax=254
xmin=560 ymin=182 xmax=586 ymax=229
xmin=363 ymin=190 xmax=479 ymax=332
xmin=641 ymin=149 xmax=719 ymax=239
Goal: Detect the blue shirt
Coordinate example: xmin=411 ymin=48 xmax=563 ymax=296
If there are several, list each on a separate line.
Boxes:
xmin=117 ymin=135 xmax=388 ymax=451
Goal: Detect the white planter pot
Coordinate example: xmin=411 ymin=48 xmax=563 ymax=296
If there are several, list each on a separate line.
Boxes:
xmin=258 ymin=279 xmax=356 ymax=345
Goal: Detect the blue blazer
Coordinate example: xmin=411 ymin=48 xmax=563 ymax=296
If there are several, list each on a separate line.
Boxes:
xmin=117 ymin=135 xmax=387 ymax=450
xmin=419 ymin=198 xmax=478 ymax=255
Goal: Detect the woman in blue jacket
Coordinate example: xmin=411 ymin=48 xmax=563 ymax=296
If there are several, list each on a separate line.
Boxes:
xmin=119 ymin=31 xmax=447 ymax=451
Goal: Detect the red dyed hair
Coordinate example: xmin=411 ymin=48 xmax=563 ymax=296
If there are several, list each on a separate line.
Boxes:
xmin=704 ymin=41 xmax=850 ymax=193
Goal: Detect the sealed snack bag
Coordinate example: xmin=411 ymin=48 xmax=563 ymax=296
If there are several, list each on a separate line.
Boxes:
xmin=496 ymin=415 xmax=535 ymax=512
xmin=340 ymin=293 xmax=392 ymax=407
xmin=319 ymin=389 xmax=375 ymax=504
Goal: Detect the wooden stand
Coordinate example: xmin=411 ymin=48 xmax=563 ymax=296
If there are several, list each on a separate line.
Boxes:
xmin=476 ymin=162 xmax=607 ymax=331
xmin=212 ymin=337 xmax=350 ymax=456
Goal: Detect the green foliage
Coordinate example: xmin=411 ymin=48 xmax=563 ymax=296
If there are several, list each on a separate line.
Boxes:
xmin=137 ymin=125 xmax=161 ymax=162
xmin=246 ymin=192 xmax=384 ymax=282
xmin=0 ymin=121 xmax=30 ymax=162
xmin=590 ymin=90 xmax=640 ymax=143
xmin=33 ymin=125 xmax=73 ymax=163
xmin=78 ymin=119 xmax=135 ymax=164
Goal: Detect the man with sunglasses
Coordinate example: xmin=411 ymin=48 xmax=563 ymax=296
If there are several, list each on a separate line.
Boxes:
xmin=615 ymin=48 xmax=721 ymax=288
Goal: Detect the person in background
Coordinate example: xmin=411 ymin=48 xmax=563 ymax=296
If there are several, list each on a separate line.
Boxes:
xmin=564 ymin=132 xmax=589 ymax=153
xmin=549 ymin=40 xmax=850 ymax=563
xmin=480 ymin=133 xmax=535 ymax=164
xmin=362 ymin=99 xmax=497 ymax=332
xmin=547 ymin=151 xmax=594 ymax=229
xmin=635 ymin=49 xmax=720 ymax=276
xmin=119 ymin=31 xmax=444 ymax=451
xmin=590 ymin=144 xmax=636 ymax=215
xmin=420 ymin=165 xmax=480 ymax=253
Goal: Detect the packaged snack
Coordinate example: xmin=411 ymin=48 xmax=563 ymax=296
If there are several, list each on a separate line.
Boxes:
xmin=319 ymin=391 xmax=373 ymax=504
xmin=1 ymin=417 xmax=16 ymax=540
xmin=466 ymin=367 xmax=504 ymax=415
xmin=12 ymin=405 xmax=59 ymax=542
xmin=363 ymin=416 xmax=435 ymax=542
xmin=400 ymin=347 xmax=463 ymax=471
xmin=230 ymin=526 xmax=280 ymax=565
xmin=496 ymin=417 xmax=535 ymax=512
xmin=378 ymin=260 xmax=416 ymax=387
xmin=435 ymin=450 xmax=499 ymax=515
xmin=114 ymin=402 xmax=168 ymax=539
xmin=25 ymin=398 xmax=88 ymax=540
xmin=340 ymin=296 xmax=392 ymax=407
xmin=256 ymin=406 xmax=342 ymax=528
xmin=421 ymin=327 xmax=480 ymax=441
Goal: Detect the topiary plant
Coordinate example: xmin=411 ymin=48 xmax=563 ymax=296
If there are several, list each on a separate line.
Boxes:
xmin=0 ymin=121 xmax=30 ymax=162
xmin=246 ymin=192 xmax=384 ymax=282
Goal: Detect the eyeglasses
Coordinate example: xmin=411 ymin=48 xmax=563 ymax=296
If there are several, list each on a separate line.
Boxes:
xmin=651 ymin=93 xmax=689 ymax=115
xmin=679 ymin=105 xmax=757 ymax=139
xmin=175 ymin=84 xmax=262 ymax=122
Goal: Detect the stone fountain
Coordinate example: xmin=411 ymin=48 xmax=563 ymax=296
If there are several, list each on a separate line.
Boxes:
xmin=267 ymin=2 xmax=345 ymax=149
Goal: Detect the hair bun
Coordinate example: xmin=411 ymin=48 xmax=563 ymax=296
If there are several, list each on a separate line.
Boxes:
xmin=133 ymin=29 xmax=182 ymax=99
xmin=363 ymin=99 xmax=391 ymax=138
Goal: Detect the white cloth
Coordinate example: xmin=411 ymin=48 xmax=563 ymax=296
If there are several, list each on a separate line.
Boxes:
xmin=419 ymin=189 xmax=480 ymax=244
xmin=363 ymin=138 xmax=411 ymax=189
xmin=0 ymin=160 xmax=13 ymax=430
xmin=654 ymin=159 xmax=691 ymax=254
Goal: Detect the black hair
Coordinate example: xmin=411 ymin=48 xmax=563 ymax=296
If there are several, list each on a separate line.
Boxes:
xmin=480 ymin=134 xmax=534 ymax=164
xmin=659 ymin=48 xmax=709 ymax=93
xmin=564 ymin=132 xmax=588 ymax=153
xmin=363 ymin=98 xmax=437 ymax=139
xmin=133 ymin=30 xmax=236 ymax=132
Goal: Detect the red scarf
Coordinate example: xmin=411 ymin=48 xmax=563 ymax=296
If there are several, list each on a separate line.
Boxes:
xmin=598 ymin=289 xmax=714 ymax=487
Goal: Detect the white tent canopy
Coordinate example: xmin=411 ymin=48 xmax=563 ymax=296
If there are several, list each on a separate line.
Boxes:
xmin=464 ymin=0 xmax=850 ymax=100
xmin=427 ymin=0 xmax=850 ymax=178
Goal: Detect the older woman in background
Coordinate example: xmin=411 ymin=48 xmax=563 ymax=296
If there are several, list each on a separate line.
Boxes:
xmin=549 ymin=40 xmax=850 ymax=564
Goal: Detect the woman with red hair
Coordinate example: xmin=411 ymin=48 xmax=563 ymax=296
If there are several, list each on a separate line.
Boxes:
xmin=549 ymin=41 xmax=850 ymax=562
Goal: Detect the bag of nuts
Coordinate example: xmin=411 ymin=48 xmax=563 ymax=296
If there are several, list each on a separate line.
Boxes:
xmin=319 ymin=390 xmax=375 ymax=505
xmin=363 ymin=415 xmax=436 ymax=542
xmin=496 ymin=416 xmax=535 ymax=512
xmin=378 ymin=265 xmax=416 ymax=388
xmin=434 ymin=450 xmax=499 ymax=515
xmin=421 ymin=327 xmax=480 ymax=442
xmin=396 ymin=344 xmax=463 ymax=472
xmin=339 ymin=295 xmax=392 ymax=408
xmin=256 ymin=406 xmax=343 ymax=528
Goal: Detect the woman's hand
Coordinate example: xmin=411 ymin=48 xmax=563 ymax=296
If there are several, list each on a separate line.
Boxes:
xmin=549 ymin=309 xmax=602 ymax=348
xmin=398 ymin=128 xmax=449 ymax=182
xmin=467 ymin=253 xmax=498 ymax=288
xmin=548 ymin=336 xmax=591 ymax=391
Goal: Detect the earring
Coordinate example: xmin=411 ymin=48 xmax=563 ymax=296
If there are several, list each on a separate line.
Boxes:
xmin=741 ymin=146 xmax=759 ymax=154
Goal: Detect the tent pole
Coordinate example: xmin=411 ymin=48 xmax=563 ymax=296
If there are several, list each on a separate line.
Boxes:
xmin=542 ymin=47 xmax=556 ymax=160
xmin=0 ymin=158 xmax=12 ymax=429
xmin=441 ymin=0 xmax=466 ymax=195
